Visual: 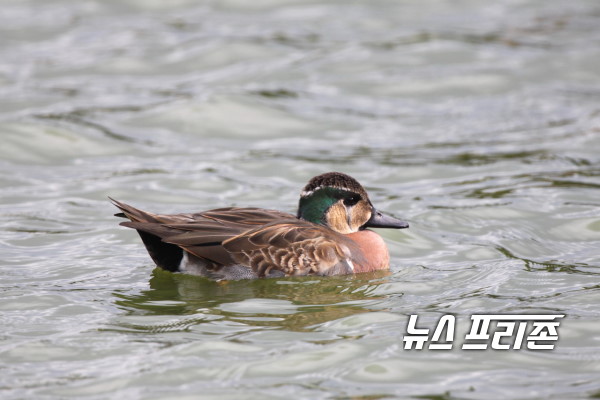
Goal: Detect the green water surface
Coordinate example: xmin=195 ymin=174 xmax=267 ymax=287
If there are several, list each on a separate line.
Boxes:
xmin=1 ymin=1 xmax=599 ymax=399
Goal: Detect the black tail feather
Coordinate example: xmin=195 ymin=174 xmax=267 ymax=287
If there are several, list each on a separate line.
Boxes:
xmin=136 ymin=230 xmax=183 ymax=272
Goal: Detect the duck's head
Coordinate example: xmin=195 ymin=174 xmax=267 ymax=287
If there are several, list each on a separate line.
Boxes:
xmin=297 ymin=172 xmax=409 ymax=234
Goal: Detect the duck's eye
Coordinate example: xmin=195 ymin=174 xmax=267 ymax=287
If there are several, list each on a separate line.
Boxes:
xmin=343 ymin=195 xmax=361 ymax=207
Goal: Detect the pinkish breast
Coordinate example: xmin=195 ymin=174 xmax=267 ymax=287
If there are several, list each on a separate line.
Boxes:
xmin=345 ymin=229 xmax=390 ymax=273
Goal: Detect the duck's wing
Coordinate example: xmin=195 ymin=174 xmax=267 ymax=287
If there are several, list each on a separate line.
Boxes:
xmin=162 ymin=217 xmax=361 ymax=277
xmin=159 ymin=209 xmax=302 ymax=267
xmin=218 ymin=221 xmax=361 ymax=277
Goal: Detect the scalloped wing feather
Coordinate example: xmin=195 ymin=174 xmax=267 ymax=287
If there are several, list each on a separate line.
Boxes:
xmin=222 ymin=222 xmax=359 ymax=277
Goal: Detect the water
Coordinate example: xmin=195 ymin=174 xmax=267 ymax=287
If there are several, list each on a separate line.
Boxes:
xmin=1 ymin=0 xmax=600 ymax=398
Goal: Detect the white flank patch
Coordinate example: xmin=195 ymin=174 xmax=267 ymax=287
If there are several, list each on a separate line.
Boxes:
xmin=178 ymin=252 xmax=189 ymax=272
xmin=347 ymin=259 xmax=355 ymax=271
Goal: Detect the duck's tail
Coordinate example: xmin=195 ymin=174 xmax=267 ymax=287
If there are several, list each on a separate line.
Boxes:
xmin=109 ymin=197 xmax=183 ymax=272
xmin=109 ymin=197 xmax=162 ymax=223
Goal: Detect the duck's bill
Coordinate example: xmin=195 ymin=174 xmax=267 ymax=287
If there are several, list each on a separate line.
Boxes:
xmin=365 ymin=209 xmax=409 ymax=229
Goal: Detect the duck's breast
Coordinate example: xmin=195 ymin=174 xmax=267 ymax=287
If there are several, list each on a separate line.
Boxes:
xmin=345 ymin=229 xmax=390 ymax=273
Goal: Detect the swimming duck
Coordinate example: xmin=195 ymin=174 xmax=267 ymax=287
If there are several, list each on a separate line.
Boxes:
xmin=111 ymin=172 xmax=408 ymax=280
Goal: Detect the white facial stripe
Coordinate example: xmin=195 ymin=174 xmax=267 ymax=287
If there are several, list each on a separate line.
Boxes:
xmin=301 ymin=186 xmax=356 ymax=198
xmin=300 ymin=188 xmax=317 ymax=197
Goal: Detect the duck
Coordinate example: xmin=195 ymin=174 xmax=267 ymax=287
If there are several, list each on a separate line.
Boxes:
xmin=110 ymin=172 xmax=409 ymax=280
